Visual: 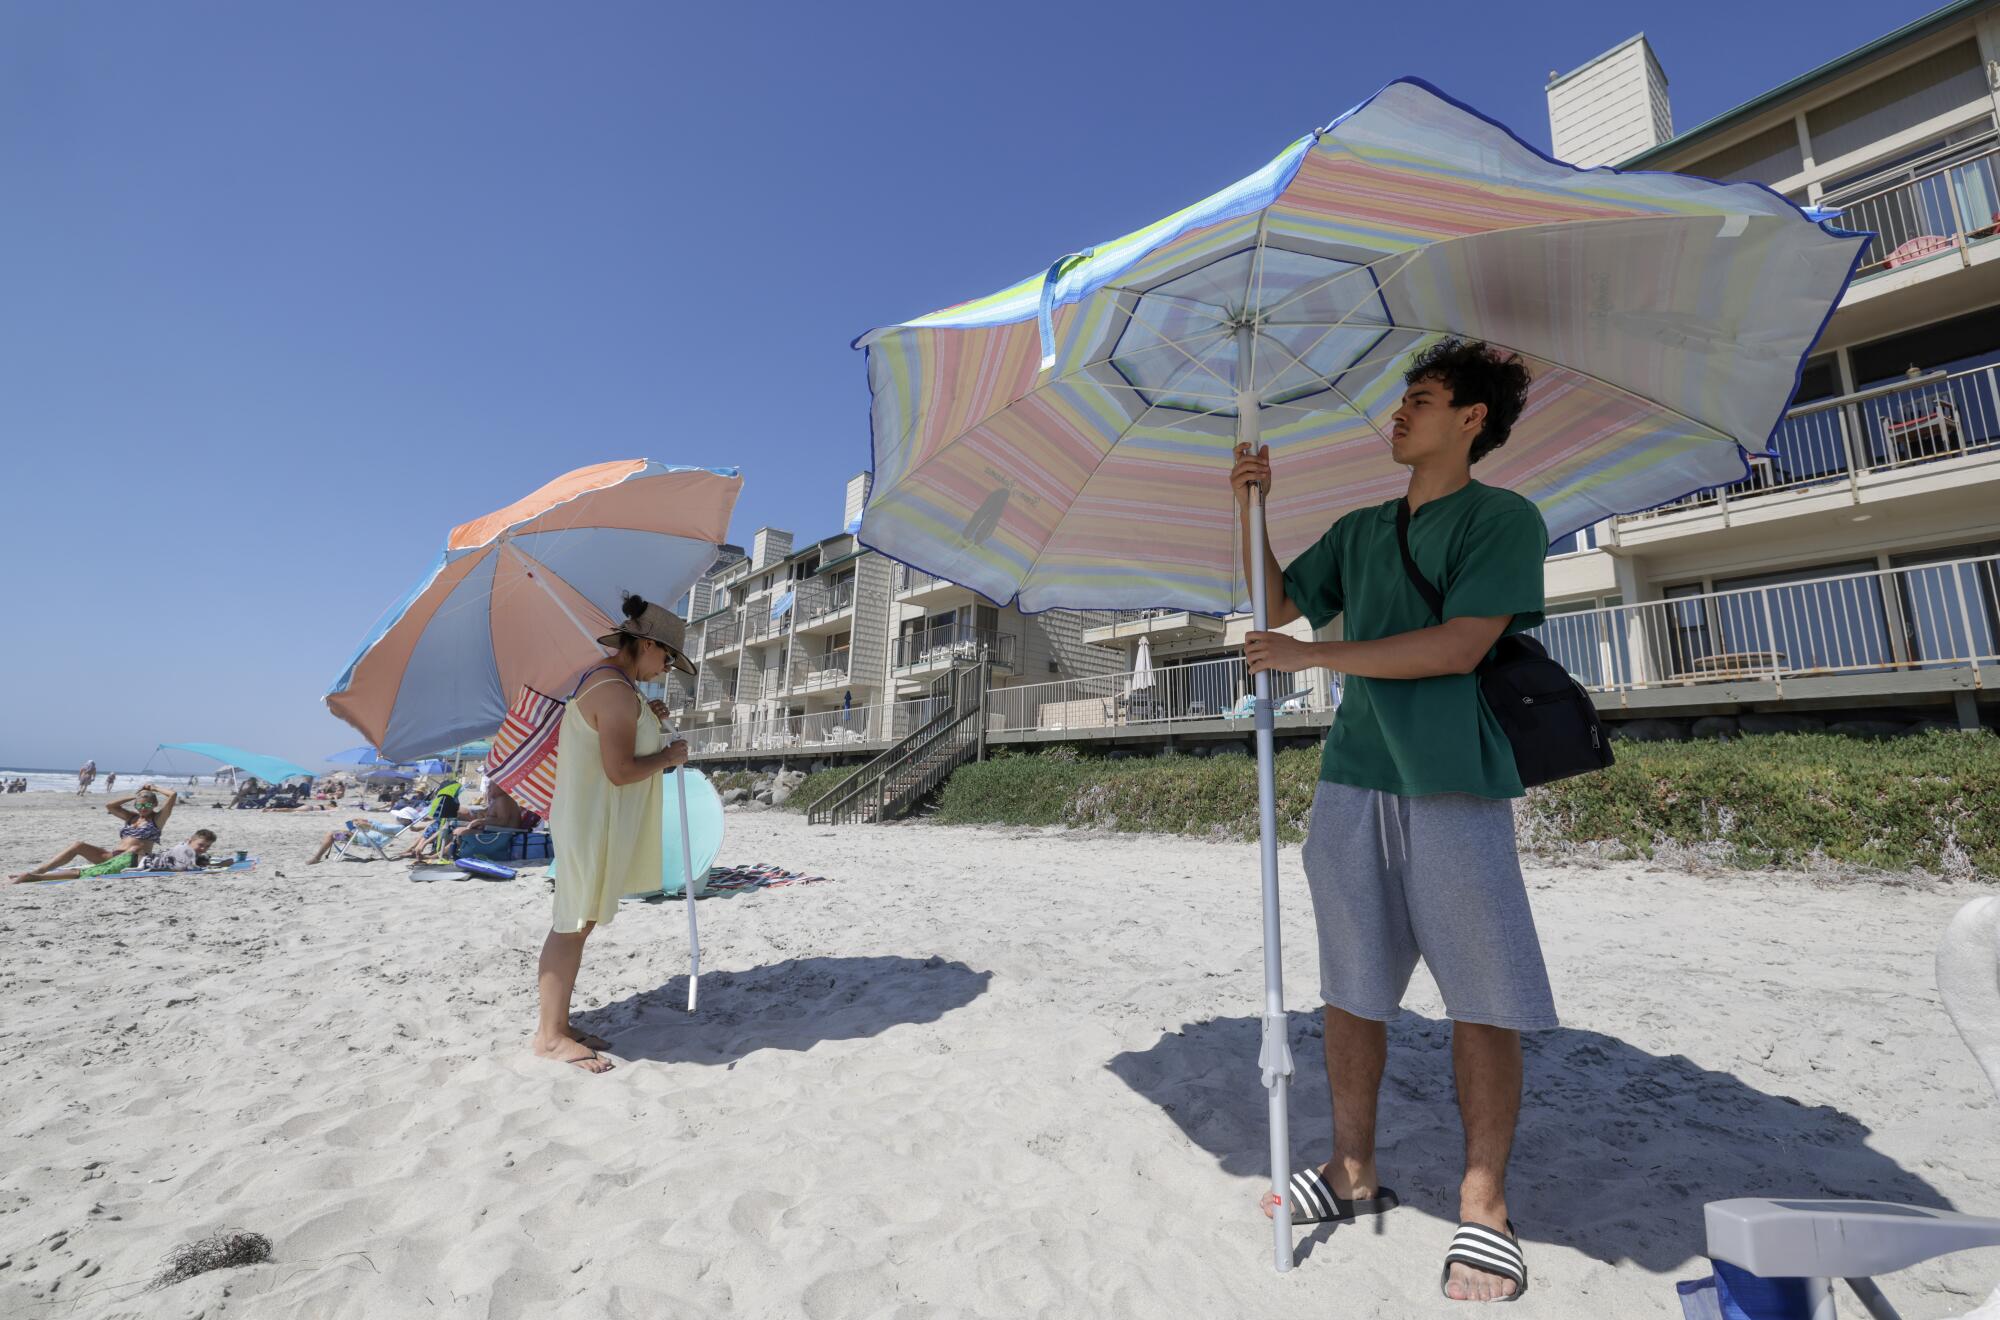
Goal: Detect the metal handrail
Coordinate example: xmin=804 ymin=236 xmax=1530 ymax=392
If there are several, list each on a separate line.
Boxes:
xmin=894 ymin=625 xmax=1015 ymax=670
xmin=857 ymin=667 xmax=979 ymax=821
xmin=984 ymin=652 xmax=1339 ymax=733
xmin=1836 ymin=141 xmax=2000 ymax=277
xmin=1618 ymin=362 xmax=2000 ymax=522
xmin=1530 ymin=552 xmax=1998 ymax=692
xmin=807 ymin=664 xmax=980 ymax=824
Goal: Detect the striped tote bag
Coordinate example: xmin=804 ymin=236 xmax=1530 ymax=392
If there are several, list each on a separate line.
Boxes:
xmin=486 ymin=686 xmax=562 ymax=818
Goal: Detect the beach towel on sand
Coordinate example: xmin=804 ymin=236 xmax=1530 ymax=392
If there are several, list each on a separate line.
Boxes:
xmin=34 ymin=857 xmax=259 ymax=885
xmin=638 ymin=864 xmax=834 ymax=898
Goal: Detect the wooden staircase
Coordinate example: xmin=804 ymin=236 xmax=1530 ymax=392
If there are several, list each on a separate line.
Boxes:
xmin=806 ymin=663 xmax=985 ymax=824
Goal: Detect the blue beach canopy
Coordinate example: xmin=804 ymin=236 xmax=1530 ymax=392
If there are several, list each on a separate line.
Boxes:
xmin=159 ymin=743 xmax=315 ymax=784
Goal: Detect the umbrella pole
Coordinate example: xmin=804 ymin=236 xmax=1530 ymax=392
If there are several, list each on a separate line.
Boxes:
xmin=675 ymin=767 xmax=701 ymax=1012
xmin=1250 ymin=481 xmax=1296 ymax=1273
xmin=1237 ymin=323 xmax=1295 ymax=1275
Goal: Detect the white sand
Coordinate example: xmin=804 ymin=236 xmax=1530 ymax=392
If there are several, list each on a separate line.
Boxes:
xmin=3 ymin=791 xmax=1998 ymax=1318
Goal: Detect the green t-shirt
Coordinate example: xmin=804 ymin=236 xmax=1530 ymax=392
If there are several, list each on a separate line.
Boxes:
xmin=1281 ymin=480 xmax=1548 ymax=799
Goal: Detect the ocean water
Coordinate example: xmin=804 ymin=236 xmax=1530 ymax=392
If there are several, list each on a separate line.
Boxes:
xmin=0 ymin=769 xmax=228 ymax=795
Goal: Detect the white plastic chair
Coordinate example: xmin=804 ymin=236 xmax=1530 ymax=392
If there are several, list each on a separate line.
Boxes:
xmin=1701 ymin=897 xmax=2000 ymax=1319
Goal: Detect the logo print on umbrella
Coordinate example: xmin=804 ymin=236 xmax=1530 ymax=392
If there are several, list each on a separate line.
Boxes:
xmin=963 ymin=488 xmax=1009 ymax=545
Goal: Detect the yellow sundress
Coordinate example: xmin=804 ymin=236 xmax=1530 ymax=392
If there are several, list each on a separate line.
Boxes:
xmin=549 ymin=669 xmax=662 ymax=932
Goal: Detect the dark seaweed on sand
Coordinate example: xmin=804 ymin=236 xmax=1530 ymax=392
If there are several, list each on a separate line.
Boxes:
xmin=149 ymin=1230 xmax=272 ymax=1289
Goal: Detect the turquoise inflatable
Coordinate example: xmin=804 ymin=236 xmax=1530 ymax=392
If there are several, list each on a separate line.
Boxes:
xmin=661 ymin=767 xmax=726 ymax=897
xmin=543 ymin=768 xmax=726 ymax=897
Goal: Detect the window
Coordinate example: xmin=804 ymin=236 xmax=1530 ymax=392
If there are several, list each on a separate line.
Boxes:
xmin=1663 ymin=582 xmax=1715 ymax=676
xmin=1793 ymin=355 xmax=1841 ymax=405
xmin=1536 ymin=600 xmax=1606 ymax=685
xmin=1850 ymin=304 xmax=2000 ymax=388
xmin=1819 ymin=123 xmax=1997 ymax=203
xmin=1890 ymin=542 xmax=2000 ymax=668
xmin=1546 ymin=525 xmax=1597 ymax=557
xmin=1807 ymin=43 xmax=1987 ymax=166
xmin=1711 ymin=561 xmax=1891 ymax=671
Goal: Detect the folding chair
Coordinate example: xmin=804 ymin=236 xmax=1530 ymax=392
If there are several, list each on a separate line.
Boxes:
xmin=1690 ymin=897 xmax=2000 ymax=1319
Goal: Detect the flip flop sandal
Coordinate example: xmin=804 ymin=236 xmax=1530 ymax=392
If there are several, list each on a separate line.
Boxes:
xmin=1440 ymin=1220 xmax=1528 ymax=1302
xmin=1286 ymin=1167 xmax=1401 ymax=1225
xmin=571 ymin=1030 xmax=613 ymax=1051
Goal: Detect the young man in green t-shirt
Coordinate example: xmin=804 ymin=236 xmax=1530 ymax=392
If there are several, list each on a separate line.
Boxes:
xmin=1237 ymin=338 xmax=1552 ymax=1303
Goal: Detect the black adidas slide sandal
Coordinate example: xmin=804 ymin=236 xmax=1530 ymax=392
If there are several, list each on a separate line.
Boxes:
xmin=1440 ymin=1220 xmax=1528 ymax=1302
xmin=1286 ymin=1167 xmax=1400 ymax=1225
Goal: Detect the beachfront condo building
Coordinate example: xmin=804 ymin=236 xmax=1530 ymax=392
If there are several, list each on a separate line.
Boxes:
xmin=1531 ymin=6 xmax=2000 ymax=737
xmin=1056 ymin=7 xmax=2000 ymax=749
xmin=668 ymin=473 xmax=1130 ymax=760
xmin=683 ymin=6 xmax=2000 ymax=773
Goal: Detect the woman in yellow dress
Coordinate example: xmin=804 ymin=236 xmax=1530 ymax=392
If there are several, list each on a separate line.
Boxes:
xmin=535 ymin=594 xmax=694 ymax=1073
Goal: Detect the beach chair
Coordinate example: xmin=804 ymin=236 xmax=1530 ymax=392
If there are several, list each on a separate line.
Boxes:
xmin=331 ymin=817 xmax=422 ymax=862
xmin=1685 ymin=897 xmax=2000 ymax=1320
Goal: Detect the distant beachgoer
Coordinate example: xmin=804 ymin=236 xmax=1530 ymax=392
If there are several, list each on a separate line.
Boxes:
xmin=104 ymin=772 xmax=117 ymax=791
xmin=77 ymin=760 xmax=96 ymax=795
xmin=534 ymin=594 xmax=694 ymax=1074
xmin=308 ymin=818 xmax=397 ymax=864
xmin=11 ymin=784 xmax=179 ymax=882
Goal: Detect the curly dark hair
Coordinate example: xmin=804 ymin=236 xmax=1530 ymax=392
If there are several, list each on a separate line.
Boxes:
xmin=1403 ymin=338 xmax=1532 ymax=464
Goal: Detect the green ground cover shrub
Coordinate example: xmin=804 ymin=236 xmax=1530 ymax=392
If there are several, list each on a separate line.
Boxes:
xmin=785 ymin=766 xmax=858 ymax=812
xmin=929 ymin=734 xmax=1999 ymax=878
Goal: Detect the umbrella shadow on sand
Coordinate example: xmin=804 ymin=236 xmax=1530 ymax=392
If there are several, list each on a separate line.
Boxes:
xmin=1109 ymin=1011 xmax=1954 ymax=1272
xmin=577 ymin=955 xmax=990 ymax=1066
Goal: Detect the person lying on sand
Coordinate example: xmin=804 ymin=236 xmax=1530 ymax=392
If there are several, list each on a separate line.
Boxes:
xmin=17 ymin=828 xmax=222 ymax=882
xmin=11 ymin=785 xmax=178 ymax=882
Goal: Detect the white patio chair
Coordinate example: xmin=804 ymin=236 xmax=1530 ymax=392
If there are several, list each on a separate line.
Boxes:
xmin=1697 ymin=896 xmax=2000 ymax=1319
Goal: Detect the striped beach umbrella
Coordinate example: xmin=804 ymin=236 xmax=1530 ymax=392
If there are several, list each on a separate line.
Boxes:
xmin=326 ymin=461 xmax=742 ymax=762
xmin=852 ymin=78 xmax=1866 ymax=1272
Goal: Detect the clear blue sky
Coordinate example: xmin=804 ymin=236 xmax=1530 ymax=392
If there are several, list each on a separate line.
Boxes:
xmin=0 ymin=0 xmax=1941 ymax=771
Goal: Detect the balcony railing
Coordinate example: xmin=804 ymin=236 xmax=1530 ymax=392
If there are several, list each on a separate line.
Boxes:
xmin=799 ymin=645 xmax=851 ymax=687
xmin=686 ymin=695 xmax=945 ymax=757
xmin=894 ymin=625 xmax=1016 ymax=672
xmin=798 ymin=577 xmax=856 ymax=623
xmin=1619 ymin=363 xmax=2000 ymax=523
xmin=702 ymin=618 xmax=742 ymax=655
xmin=1530 ymin=554 xmax=1998 ymax=691
xmin=984 ymin=654 xmax=1340 ymax=734
xmin=1838 ymin=142 xmax=2000 ymax=279
xmin=745 ymin=608 xmax=785 ymax=643
xmin=895 ymin=565 xmax=950 ymax=596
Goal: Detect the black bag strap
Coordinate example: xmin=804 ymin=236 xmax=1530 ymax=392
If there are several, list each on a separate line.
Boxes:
xmin=1394 ymin=499 xmax=1447 ymax=622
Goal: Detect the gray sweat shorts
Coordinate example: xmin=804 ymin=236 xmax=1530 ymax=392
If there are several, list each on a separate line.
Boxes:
xmin=1302 ymin=781 xmax=1558 ymax=1031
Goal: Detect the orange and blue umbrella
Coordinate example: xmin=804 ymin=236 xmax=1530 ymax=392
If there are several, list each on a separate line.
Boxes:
xmin=326 ymin=460 xmax=742 ymax=762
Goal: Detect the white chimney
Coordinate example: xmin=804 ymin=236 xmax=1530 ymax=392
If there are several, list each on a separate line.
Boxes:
xmin=843 ymin=472 xmax=873 ymax=530
xmin=1547 ymin=34 xmax=1673 ymax=168
xmin=750 ymin=527 xmax=793 ymax=570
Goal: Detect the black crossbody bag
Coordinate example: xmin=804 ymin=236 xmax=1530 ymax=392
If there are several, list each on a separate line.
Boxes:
xmin=1394 ymin=500 xmax=1613 ymax=788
